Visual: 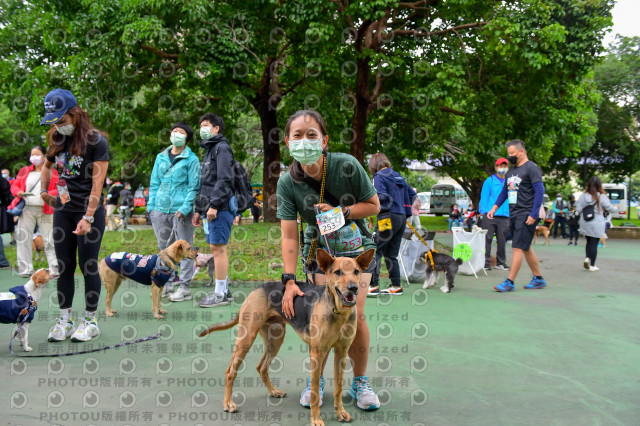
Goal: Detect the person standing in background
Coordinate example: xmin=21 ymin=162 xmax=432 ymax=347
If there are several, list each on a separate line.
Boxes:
xmin=0 ymin=170 xmax=15 ymax=247
xmin=479 ymin=158 xmax=510 ymax=271
xmin=10 ymin=146 xmax=60 ymax=277
xmin=408 ymin=188 xmax=422 ymax=230
xmin=368 ymin=152 xmax=415 ymax=296
xmin=0 ymin=175 xmax=12 ymax=269
xmin=104 ymin=176 xmax=122 ymax=231
xmin=567 ymin=194 xmax=580 ymax=245
xmin=551 ymin=193 xmax=568 ymax=239
xmin=118 ymin=182 xmax=133 ymax=231
xmin=148 ymin=122 xmax=201 ymax=301
xmin=250 ymin=190 xmax=262 ymax=223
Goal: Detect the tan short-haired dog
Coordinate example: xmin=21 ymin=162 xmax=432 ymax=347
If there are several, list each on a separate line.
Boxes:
xmin=533 ymin=225 xmax=551 ymax=245
xmin=99 ymin=240 xmax=198 ymax=319
xmin=199 ymin=248 xmax=375 ymax=426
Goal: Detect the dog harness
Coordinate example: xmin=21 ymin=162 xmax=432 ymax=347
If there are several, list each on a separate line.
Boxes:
xmin=424 ymin=250 xmax=438 ymax=269
xmin=104 ymin=252 xmax=174 ymax=287
xmin=0 ymin=286 xmax=36 ymax=324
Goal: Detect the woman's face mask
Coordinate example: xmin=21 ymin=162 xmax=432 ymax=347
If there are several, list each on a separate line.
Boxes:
xmin=289 ymin=137 xmax=324 ymax=165
xmin=30 ymin=155 xmax=43 ymax=166
xmin=55 ymin=124 xmax=75 ymax=136
xmin=497 ymin=167 xmax=508 ymax=175
xmin=2 ymin=173 xmax=8 ymax=179
xmin=170 ymin=132 xmax=186 ymax=147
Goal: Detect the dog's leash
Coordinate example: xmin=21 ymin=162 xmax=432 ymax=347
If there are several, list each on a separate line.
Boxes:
xmin=9 ymin=300 xmax=161 ymax=358
xmin=405 ymin=222 xmax=438 ymax=269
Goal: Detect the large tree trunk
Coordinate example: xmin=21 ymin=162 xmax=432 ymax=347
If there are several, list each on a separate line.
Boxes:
xmin=253 ymin=98 xmax=281 ymax=223
xmin=350 ymin=57 xmax=371 ymax=164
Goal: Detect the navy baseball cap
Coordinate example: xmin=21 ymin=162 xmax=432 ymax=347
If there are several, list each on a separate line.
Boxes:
xmin=40 ymin=89 xmax=77 ymax=125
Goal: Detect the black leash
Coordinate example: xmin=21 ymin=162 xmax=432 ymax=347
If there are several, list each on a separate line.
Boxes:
xmin=9 ymin=302 xmax=161 ymax=358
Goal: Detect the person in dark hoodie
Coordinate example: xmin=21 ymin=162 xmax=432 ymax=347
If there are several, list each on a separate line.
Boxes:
xmin=192 ymin=113 xmax=236 ymax=308
xmin=367 ymin=153 xmax=416 ymax=296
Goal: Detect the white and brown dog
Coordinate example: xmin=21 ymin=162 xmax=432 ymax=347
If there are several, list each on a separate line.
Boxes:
xmin=0 ymin=268 xmax=51 ymax=351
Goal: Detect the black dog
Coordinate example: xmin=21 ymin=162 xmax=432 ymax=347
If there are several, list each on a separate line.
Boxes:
xmin=417 ymin=250 xmax=463 ymax=293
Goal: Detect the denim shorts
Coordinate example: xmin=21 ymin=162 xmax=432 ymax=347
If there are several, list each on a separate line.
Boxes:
xmin=206 ymin=209 xmax=234 ymax=245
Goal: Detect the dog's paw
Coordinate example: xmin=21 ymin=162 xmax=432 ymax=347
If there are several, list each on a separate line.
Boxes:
xmin=440 ymin=285 xmax=450 ymax=293
xmin=159 ymin=309 xmax=168 ymax=315
xmin=154 ymin=314 xmax=165 ymax=319
xmin=336 ymin=410 xmax=352 ymax=422
xmin=23 ymin=345 xmax=33 ymax=352
xmin=106 ymin=310 xmax=116 ymax=317
xmin=223 ymin=401 xmax=237 ymax=413
xmin=269 ymin=388 xmax=286 ymax=398
xmin=310 ymin=417 xmax=325 ymax=426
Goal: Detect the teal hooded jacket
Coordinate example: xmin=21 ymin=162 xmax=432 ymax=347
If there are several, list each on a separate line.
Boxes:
xmin=148 ymin=146 xmax=201 ymax=216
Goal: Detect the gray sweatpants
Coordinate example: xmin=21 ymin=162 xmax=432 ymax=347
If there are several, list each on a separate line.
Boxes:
xmin=482 ymin=215 xmax=509 ymax=266
xmin=149 ymin=210 xmax=195 ymax=289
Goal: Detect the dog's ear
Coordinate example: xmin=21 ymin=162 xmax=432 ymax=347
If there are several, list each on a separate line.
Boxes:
xmin=355 ymin=248 xmax=375 ymax=272
xmin=316 ymin=248 xmax=335 ymax=273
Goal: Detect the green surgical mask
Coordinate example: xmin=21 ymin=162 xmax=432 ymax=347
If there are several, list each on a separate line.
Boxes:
xmin=200 ymin=127 xmax=213 ymax=140
xmin=170 ymin=133 xmax=186 ymax=147
xmin=289 ymin=138 xmax=323 ymax=165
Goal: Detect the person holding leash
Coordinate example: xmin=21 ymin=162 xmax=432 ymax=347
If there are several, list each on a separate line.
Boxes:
xmin=277 ymin=110 xmax=381 ymax=411
xmin=39 ymin=88 xmax=109 ymax=342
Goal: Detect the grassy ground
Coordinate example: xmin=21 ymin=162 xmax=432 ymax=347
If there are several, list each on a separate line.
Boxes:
xmin=612 ymin=205 xmax=639 ymax=226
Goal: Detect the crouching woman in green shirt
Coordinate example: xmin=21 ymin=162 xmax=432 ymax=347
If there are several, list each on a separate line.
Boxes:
xmin=277 ymin=109 xmax=382 ymax=411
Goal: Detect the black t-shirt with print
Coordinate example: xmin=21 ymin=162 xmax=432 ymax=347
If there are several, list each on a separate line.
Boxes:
xmin=504 ymin=160 xmax=543 ymax=218
xmin=46 ymin=135 xmax=110 ymax=212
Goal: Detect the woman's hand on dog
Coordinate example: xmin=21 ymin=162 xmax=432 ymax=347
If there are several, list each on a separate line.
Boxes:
xmin=283 ymin=281 xmax=304 ymax=319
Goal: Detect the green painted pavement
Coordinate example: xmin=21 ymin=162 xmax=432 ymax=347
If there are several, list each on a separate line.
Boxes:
xmin=0 ymin=237 xmax=639 ymax=425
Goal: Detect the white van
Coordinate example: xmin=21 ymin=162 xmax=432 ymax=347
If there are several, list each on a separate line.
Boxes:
xmin=602 ymin=183 xmax=628 ymax=219
xmin=417 ymin=192 xmax=430 ymax=215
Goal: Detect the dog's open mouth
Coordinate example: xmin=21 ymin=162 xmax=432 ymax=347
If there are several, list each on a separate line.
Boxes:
xmin=336 ymin=288 xmax=357 ymax=307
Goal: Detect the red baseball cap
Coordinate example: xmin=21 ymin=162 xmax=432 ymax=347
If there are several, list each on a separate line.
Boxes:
xmin=495 ymin=157 xmax=508 ymax=166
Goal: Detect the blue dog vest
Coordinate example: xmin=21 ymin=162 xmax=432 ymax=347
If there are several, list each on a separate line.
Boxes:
xmin=0 ymin=286 xmax=36 ymax=324
xmin=104 ymin=252 xmax=174 ymax=287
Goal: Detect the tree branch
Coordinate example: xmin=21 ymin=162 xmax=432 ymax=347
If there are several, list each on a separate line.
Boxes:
xmin=281 ymin=77 xmax=306 ymax=97
xmin=391 ymin=21 xmax=488 ymax=39
xmin=140 ymin=45 xmax=179 ymax=60
xmin=212 ymin=22 xmax=263 ymax=64
xmin=440 ymin=106 xmax=465 ymax=116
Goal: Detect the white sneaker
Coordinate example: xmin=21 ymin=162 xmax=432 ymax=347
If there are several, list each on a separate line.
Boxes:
xmin=589 ymin=265 xmax=600 ymax=272
xmin=350 ymin=376 xmax=380 ymax=410
xmin=70 ymin=317 xmax=100 ymax=342
xmin=161 ymin=284 xmax=175 ymax=298
xmin=168 ymin=286 xmax=192 ymax=302
xmin=48 ymin=317 xmax=76 ymax=342
xmin=583 ymin=258 xmax=590 ymax=269
xmin=300 ymin=376 xmax=324 ymax=408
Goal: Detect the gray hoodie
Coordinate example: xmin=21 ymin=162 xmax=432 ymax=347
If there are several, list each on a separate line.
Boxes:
xmin=575 ymin=192 xmax=618 ymax=238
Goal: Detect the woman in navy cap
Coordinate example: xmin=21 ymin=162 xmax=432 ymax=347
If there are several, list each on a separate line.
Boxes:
xmin=39 ymin=88 xmax=110 ymax=343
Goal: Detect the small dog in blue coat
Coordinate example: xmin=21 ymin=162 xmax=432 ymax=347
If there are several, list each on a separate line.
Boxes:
xmin=99 ymin=240 xmax=198 ymax=319
xmin=0 ymin=268 xmax=51 ymax=351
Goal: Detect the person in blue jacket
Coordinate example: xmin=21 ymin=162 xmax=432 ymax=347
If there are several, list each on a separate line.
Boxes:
xmin=479 ymin=157 xmax=511 ymax=271
xmin=367 ymin=153 xmax=416 ymax=296
xmin=148 ymin=122 xmax=201 ymax=301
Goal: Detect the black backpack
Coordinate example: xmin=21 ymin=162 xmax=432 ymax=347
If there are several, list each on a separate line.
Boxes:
xmin=231 ymin=159 xmax=253 ymax=214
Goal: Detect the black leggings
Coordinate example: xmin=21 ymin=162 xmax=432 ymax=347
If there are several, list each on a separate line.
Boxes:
xmin=585 ymin=236 xmax=599 ymax=266
xmin=52 ymin=208 xmax=105 ymax=311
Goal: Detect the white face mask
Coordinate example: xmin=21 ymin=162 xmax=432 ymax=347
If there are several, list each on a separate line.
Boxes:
xmin=30 ymin=155 xmax=43 ymax=166
xmin=55 ymin=124 xmax=75 ymax=136
xmin=557 ymin=197 xmax=562 ymax=201
xmin=170 ymin=132 xmax=186 ymax=147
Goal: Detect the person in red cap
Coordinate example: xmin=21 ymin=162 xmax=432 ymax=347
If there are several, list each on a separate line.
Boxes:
xmin=478 ymin=157 xmax=511 ymax=270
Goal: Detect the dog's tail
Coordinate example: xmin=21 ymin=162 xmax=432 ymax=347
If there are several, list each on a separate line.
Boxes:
xmin=455 ymin=258 xmax=463 ymax=265
xmin=199 ymin=314 xmax=239 ymax=337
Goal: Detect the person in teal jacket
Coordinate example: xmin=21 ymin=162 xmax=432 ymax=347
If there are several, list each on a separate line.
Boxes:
xmin=479 ymin=157 xmax=510 ymax=271
xmin=148 ymin=122 xmax=201 ymax=301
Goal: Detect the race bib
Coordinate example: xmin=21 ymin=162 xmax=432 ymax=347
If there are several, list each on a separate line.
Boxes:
xmin=321 ymin=222 xmax=364 ymax=255
xmin=316 ymin=207 xmax=345 ymax=236
xmin=508 ymin=190 xmax=517 ymax=205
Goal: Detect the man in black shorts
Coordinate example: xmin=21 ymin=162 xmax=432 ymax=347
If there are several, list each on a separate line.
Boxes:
xmin=487 ymin=139 xmax=546 ymax=291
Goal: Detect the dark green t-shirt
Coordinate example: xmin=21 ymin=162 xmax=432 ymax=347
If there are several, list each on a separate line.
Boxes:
xmin=276 ymin=153 xmax=377 ymax=258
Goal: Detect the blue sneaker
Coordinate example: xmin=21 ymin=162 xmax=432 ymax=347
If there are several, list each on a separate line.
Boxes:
xmin=494 ymin=279 xmax=515 ymax=292
xmin=299 ymin=376 xmax=324 ymax=408
xmin=350 ymin=376 xmax=380 ymax=410
xmin=524 ymin=277 xmax=547 ymax=289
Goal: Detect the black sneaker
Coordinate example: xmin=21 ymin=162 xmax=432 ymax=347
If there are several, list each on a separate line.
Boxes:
xmin=380 ymin=286 xmax=403 ymax=295
xmin=484 ymin=264 xmax=491 ymax=270
xmin=226 ymin=289 xmax=233 ymax=302
xmin=494 ymin=264 xmax=510 ymax=271
xmin=367 ymin=286 xmax=380 ymax=297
